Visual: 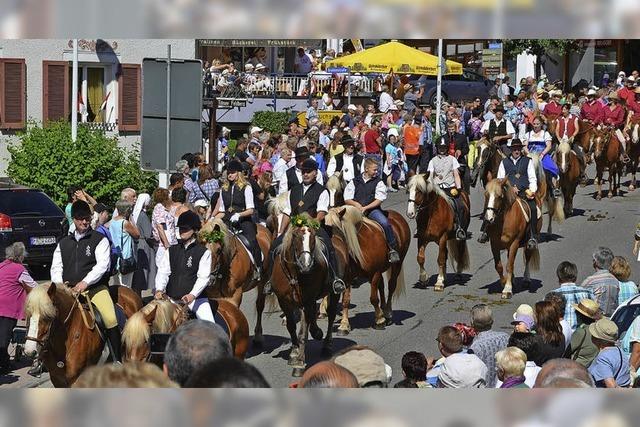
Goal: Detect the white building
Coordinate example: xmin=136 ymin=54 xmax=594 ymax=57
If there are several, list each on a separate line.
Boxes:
xmin=0 ymin=39 xmax=195 ymax=175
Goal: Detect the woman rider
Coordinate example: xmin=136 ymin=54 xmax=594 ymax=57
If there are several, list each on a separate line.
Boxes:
xmin=524 ymin=116 xmax=561 ymax=198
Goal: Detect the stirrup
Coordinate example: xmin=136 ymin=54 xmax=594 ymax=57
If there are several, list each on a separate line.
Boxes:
xmin=455 ymin=228 xmax=467 ymax=241
xmin=263 ymin=280 xmax=273 ymax=295
xmin=332 ymin=279 xmax=346 ymax=294
xmin=527 ymin=238 xmax=538 ymax=250
xmin=477 ymin=232 xmax=489 ymax=244
xmin=622 ymin=154 xmax=631 ymax=164
xmin=552 ymin=188 xmax=562 ymax=198
xmin=388 ymin=249 xmax=400 ymax=263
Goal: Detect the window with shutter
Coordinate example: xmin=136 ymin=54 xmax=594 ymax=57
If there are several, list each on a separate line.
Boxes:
xmin=118 ymin=64 xmax=141 ymax=132
xmin=0 ymin=58 xmax=26 ymax=129
xmin=42 ymin=61 xmax=69 ymax=124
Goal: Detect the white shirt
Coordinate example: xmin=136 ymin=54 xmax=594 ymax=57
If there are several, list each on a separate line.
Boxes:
xmin=344 ymin=174 xmax=387 ymax=202
xmin=326 ymin=153 xmax=363 ymax=183
xmin=50 ymin=230 xmax=111 ymax=286
xmin=495 ymin=362 xmax=542 ymax=388
xmin=295 ymin=53 xmax=313 ymax=74
xmin=282 ymin=185 xmax=330 ymax=216
xmin=497 ymin=155 xmax=538 ymax=192
xmin=273 ymin=158 xmax=289 ymax=186
xmin=427 ymin=155 xmax=461 ymax=188
xmin=278 ymin=167 xmax=324 ymax=195
xmin=378 ymin=92 xmax=395 ymax=113
xmin=561 ymin=319 xmax=573 ymax=349
xmin=154 ymin=239 xmax=212 ymax=298
xmin=480 ymin=117 xmax=516 ymax=141
xmin=218 ymin=184 xmax=255 ymax=211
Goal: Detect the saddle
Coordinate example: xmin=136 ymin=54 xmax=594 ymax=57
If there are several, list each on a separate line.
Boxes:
xmin=515 ymin=198 xmax=542 ymax=223
xmin=235 ymin=232 xmax=263 ymax=266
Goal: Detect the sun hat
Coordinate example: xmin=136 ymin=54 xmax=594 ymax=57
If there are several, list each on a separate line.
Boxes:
xmin=437 ymin=353 xmax=487 ymax=388
xmin=511 ymin=314 xmax=535 ymax=330
xmin=572 ymin=299 xmax=601 ymax=320
xmin=513 ymin=304 xmax=534 ymax=320
xmin=334 ymin=348 xmax=390 ymax=387
xmin=589 ymin=318 xmax=618 ymax=343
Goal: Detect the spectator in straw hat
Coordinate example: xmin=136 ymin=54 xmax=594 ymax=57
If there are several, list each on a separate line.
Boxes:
xmin=588 ymin=318 xmax=630 ymax=388
xmin=333 ymin=345 xmax=392 ymax=388
xmin=565 ymin=299 xmax=601 ymax=368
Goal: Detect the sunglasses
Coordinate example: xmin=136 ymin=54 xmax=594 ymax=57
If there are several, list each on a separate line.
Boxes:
xmin=74 ymin=216 xmax=92 ymax=222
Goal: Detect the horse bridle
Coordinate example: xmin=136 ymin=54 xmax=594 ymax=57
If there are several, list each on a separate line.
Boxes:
xmin=25 ymin=294 xmax=79 ymax=352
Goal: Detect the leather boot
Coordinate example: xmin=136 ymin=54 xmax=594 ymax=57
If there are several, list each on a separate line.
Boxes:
xmin=105 ymin=326 xmax=123 ymax=364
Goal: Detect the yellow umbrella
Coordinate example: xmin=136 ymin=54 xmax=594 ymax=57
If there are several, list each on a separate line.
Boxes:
xmin=325 ymin=41 xmax=462 ymax=76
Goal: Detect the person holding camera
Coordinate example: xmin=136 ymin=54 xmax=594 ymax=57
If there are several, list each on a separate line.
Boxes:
xmin=110 ymin=200 xmax=141 ymax=287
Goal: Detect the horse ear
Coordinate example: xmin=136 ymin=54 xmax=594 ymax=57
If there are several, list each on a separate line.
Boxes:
xmin=338 ymin=207 xmax=347 ymax=219
xmin=47 ymin=283 xmax=57 ymax=298
xmin=144 ymin=305 xmax=158 ymax=324
xmin=213 ymin=223 xmax=221 ymax=232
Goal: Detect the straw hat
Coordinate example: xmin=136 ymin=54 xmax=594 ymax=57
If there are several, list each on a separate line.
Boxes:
xmin=572 ymin=299 xmax=601 ymax=320
xmin=403 ymin=83 xmax=412 ymax=91
xmin=608 ymin=92 xmax=619 ymax=101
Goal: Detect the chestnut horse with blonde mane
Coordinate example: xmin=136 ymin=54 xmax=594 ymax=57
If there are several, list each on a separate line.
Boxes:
xmin=200 ymin=218 xmax=271 ymax=345
xmin=473 ymin=137 xmax=504 ymax=187
xmin=555 ymin=140 xmax=582 ymax=217
xmin=325 ymin=206 xmax=410 ymax=330
xmin=24 ymin=284 xmax=142 ymax=387
xmin=624 ymin=112 xmax=640 ymax=191
xmin=122 ymin=298 xmax=249 ymax=363
xmin=407 ymin=174 xmax=470 ymax=291
xmin=592 ymin=127 xmax=622 ymax=199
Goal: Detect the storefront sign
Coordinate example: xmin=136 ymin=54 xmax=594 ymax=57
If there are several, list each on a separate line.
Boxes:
xmin=217 ymin=98 xmax=247 ymax=109
xmin=199 ymin=39 xmax=322 ymax=48
xmin=482 ymin=45 xmax=503 ymax=78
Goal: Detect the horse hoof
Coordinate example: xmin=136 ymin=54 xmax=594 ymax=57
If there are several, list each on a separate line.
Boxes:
xmin=629 ymin=185 xmax=635 ymax=191
xmin=310 ymin=326 xmax=324 ymax=341
xmin=434 ymin=285 xmax=444 ymax=292
xmin=336 ymin=328 xmax=350 ymax=336
xmin=317 ymin=313 xmax=327 ymax=320
xmin=501 ymin=293 xmax=513 ymax=300
xmin=292 ymin=367 xmax=306 ymax=377
xmin=385 ymin=317 xmax=394 ymax=326
xmin=607 ymin=193 xmax=613 ymax=199
xmin=372 ymin=323 xmax=386 ymax=330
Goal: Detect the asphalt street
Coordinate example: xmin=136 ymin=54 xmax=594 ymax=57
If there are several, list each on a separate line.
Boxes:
xmin=3 ymin=163 xmax=640 ymax=388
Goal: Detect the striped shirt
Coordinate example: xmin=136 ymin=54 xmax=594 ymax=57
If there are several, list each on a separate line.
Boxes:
xmin=469 ymin=330 xmax=510 ymax=388
xmin=618 ymin=280 xmax=639 ymax=306
xmin=582 ymin=270 xmax=620 ymax=317
xmin=190 ymin=178 xmax=220 ymax=203
xmin=553 ymin=283 xmax=595 ymax=330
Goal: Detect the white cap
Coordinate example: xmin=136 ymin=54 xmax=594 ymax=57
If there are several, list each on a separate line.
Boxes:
xmin=619 ymin=71 xmax=626 ymax=76
xmin=194 ymin=199 xmax=209 ymax=208
xmin=329 ymin=128 xmax=339 ymax=139
xmin=628 ymin=75 xmax=636 ymax=82
xmin=255 ymin=63 xmax=266 ymax=71
xmin=587 ymin=88 xmax=597 ymax=96
xmin=394 ymin=99 xmax=404 ymax=106
xmin=388 ymin=104 xmax=398 ymax=111
xmin=540 ymin=74 xmax=547 ymax=80
xmin=221 ymin=69 xmax=230 ymax=75
xmin=222 ymin=126 xmax=231 ymax=134
xmin=244 ymin=63 xmax=254 ymax=70
xmin=387 ymin=128 xmax=399 ymax=138
xmin=250 ymin=126 xmax=263 ymax=134
xmin=347 ymin=104 xmax=357 ymax=111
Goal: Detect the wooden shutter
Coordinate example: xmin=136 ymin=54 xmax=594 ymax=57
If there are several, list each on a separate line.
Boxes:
xmin=118 ymin=64 xmax=141 ymax=132
xmin=42 ymin=61 xmax=69 ymax=124
xmin=0 ymin=59 xmax=26 ymax=129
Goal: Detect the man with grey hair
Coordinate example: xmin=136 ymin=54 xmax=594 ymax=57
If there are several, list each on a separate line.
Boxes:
xmin=163 ymin=320 xmax=232 ymax=387
xmin=581 ymin=247 xmax=619 ymax=316
xmin=176 ymin=159 xmax=196 ymax=197
xmin=533 ymin=359 xmax=595 ymax=388
xmin=468 ymin=304 xmax=509 ymax=387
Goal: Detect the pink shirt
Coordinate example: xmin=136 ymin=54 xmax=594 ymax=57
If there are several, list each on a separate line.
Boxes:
xmin=0 ymin=260 xmax=36 ymax=319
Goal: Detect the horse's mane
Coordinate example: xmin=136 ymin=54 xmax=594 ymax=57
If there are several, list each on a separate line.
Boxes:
xmin=151 ymin=300 xmax=179 ymax=333
xmin=558 ymin=141 xmax=571 ymax=155
xmin=122 ymin=309 xmax=151 ymax=350
xmin=25 ymin=283 xmax=72 ymax=320
xmin=325 ymin=206 xmax=372 ymax=266
xmin=486 ymin=179 xmax=517 ymax=211
xmin=326 ymin=174 xmax=344 ymax=192
xmin=279 ymin=213 xmax=325 ymax=265
xmin=408 ymin=174 xmax=454 ymax=210
xmin=527 ymin=153 xmax=546 ymax=192
xmin=266 ymin=191 xmax=289 ymax=217
xmin=200 ymin=217 xmax=234 ymax=262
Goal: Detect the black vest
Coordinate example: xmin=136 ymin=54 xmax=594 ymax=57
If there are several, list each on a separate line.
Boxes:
xmin=59 ymin=230 xmax=109 ymax=287
xmin=334 ymin=153 xmax=363 ymax=179
xmin=286 ymin=166 xmax=301 ymax=191
xmin=221 ymin=183 xmax=247 ymax=215
xmin=289 ymin=181 xmax=326 ymax=217
xmin=488 ymin=119 xmax=508 ymax=140
xmin=353 ymin=175 xmax=381 ymax=207
xmin=502 ymin=156 xmax=531 ymax=191
xmin=166 ymin=241 xmax=207 ymax=299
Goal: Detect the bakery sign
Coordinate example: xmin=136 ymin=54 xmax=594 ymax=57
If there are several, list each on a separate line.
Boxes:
xmin=67 ymin=39 xmax=119 ymax=52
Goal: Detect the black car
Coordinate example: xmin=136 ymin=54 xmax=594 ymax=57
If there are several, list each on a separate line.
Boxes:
xmin=409 ymin=68 xmax=493 ymax=107
xmin=0 ymin=181 xmax=65 ymax=267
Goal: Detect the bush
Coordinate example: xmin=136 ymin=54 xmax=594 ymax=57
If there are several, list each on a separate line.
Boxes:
xmin=7 ymin=121 xmax=157 ymax=207
xmin=251 ymin=111 xmax=290 ymax=134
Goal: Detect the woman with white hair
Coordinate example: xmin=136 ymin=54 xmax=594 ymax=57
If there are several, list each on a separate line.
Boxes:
xmin=495 ymin=347 xmax=529 ymax=388
xmin=0 ymin=242 xmax=37 ymax=375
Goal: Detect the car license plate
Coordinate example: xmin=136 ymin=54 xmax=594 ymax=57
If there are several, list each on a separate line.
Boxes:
xmin=30 ymin=236 xmax=56 ymax=246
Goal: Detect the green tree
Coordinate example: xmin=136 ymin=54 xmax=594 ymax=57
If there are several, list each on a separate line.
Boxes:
xmin=251 ymin=111 xmax=291 ymax=134
xmin=7 ymin=120 xmax=157 ymax=207
xmin=502 ymin=39 xmax=581 ymax=79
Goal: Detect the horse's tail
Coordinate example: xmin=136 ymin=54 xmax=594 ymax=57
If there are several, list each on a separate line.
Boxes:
xmin=387 ymin=263 xmax=406 ymax=302
xmin=267 ymin=192 xmax=289 ymax=218
xmin=447 ymin=239 xmax=470 ymax=273
xmin=264 ymin=293 xmax=279 ymax=315
xmin=550 ymin=193 xmax=565 ymax=223
xmin=524 ymin=246 xmax=541 ymax=272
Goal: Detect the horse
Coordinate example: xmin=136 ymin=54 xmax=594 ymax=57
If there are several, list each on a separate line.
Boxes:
xmin=473 ymin=137 xmax=504 ymax=188
xmin=325 ymin=206 xmax=410 ymax=330
xmin=593 ymin=127 xmax=622 ymax=200
xmin=527 ymin=153 xmax=565 ymax=234
xmin=269 ymin=214 xmax=344 ymax=376
xmin=406 ymin=174 xmax=470 ymax=291
xmin=555 ymin=140 xmax=581 ymax=217
xmin=624 ymin=113 xmax=640 ymax=191
xmin=23 ymin=283 xmax=143 ymax=387
xmin=482 ymin=179 xmax=542 ymax=299
xmin=122 ymin=298 xmax=249 ymax=363
xmin=199 ymin=218 xmax=270 ymax=345
xmin=326 ymin=173 xmax=345 ymax=208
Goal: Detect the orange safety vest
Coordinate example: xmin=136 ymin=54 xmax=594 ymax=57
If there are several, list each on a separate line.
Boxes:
xmin=403 ymin=125 xmax=420 ymax=155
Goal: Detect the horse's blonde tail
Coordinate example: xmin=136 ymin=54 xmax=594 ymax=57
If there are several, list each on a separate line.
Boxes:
xmin=550 ymin=194 xmax=565 ymax=223
xmin=525 ymin=246 xmax=541 ymax=272
xmin=447 ymin=239 xmax=470 ymax=273
xmin=264 ymin=293 xmax=280 ymax=315
xmin=388 ymin=263 xmax=406 ymax=303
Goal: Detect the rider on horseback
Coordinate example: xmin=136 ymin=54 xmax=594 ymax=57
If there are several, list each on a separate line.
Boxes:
xmin=278 ymin=147 xmax=324 ymax=195
xmin=213 ymin=160 xmax=262 ymax=281
xmin=478 ymin=139 xmax=540 ymax=249
xmin=265 ymin=158 xmax=346 ymax=295
xmin=481 ymin=104 xmax=516 ymax=156
xmin=441 ymin=120 xmax=471 ymax=192
xmin=344 ymin=158 xmax=401 ymax=263
xmin=555 ymin=103 xmax=586 ymax=184
xmin=525 ymin=116 xmax=562 ymax=198
xmin=50 ymin=200 xmax=123 ymax=364
xmin=427 ymin=139 xmax=468 ymax=240
xmin=154 ymin=210 xmax=216 ymax=322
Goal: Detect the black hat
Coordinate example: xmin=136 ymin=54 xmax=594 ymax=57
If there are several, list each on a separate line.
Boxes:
xmin=294 ymin=146 xmax=311 ymax=160
xmin=94 ymin=203 xmax=110 ymax=214
xmin=176 ymin=210 xmax=202 ymax=231
xmin=300 ymin=158 xmax=318 ymax=172
xmin=437 ymin=139 xmax=448 ymax=151
xmin=341 ymin=136 xmax=355 ymax=148
xmin=494 ymin=104 xmax=505 ymax=112
xmin=227 ymin=160 xmax=243 ymax=173
xmin=509 ymin=139 xmax=524 ymax=148
xmin=71 ymin=200 xmax=92 ymax=219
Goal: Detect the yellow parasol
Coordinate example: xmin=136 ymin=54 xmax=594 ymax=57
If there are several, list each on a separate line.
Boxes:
xmin=325 ymin=41 xmax=463 ymax=76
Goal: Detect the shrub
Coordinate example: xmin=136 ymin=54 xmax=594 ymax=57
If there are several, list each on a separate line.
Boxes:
xmin=251 ymin=111 xmax=290 ymax=134
xmin=7 ymin=121 xmax=157 ymax=207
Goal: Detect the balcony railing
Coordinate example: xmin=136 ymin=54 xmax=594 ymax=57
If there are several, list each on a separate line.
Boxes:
xmin=78 ymin=122 xmax=118 ymax=133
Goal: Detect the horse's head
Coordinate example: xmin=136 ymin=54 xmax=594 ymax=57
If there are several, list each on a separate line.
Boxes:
xmin=557 ymin=141 xmax=572 ymax=174
xmin=283 ymin=216 xmax=321 ymax=274
xmin=326 ymin=174 xmax=345 ymax=208
xmin=484 ymin=178 xmax=513 ymax=224
xmin=122 ymin=305 xmax=157 ymax=362
xmin=407 ymin=174 xmax=429 ymax=219
xmin=200 ymin=219 xmax=232 ymax=276
xmin=24 ymin=283 xmax=66 ymax=358
xmin=593 ymin=128 xmax=611 ymax=159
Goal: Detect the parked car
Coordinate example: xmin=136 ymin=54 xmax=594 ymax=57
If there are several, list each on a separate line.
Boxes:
xmin=0 ymin=181 xmax=65 ymax=267
xmin=612 ymin=294 xmax=640 ymax=345
xmin=409 ymin=68 xmax=493 ymax=107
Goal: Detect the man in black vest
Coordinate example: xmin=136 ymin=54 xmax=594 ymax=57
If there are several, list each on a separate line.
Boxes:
xmin=441 ymin=120 xmax=471 ymax=192
xmin=278 ymin=146 xmax=324 ymax=195
xmin=154 ymin=211 xmax=215 ymax=322
xmin=482 ymin=104 xmax=515 ymax=155
xmin=344 ymin=158 xmax=401 ymax=263
xmin=265 ymin=158 xmax=346 ymax=295
xmin=477 ymin=139 xmax=540 ymax=249
xmin=326 ymin=137 xmax=364 ymax=184
xmin=50 ymin=200 xmax=122 ymax=363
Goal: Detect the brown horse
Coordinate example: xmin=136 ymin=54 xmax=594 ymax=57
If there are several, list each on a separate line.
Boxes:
xmin=527 ymin=153 xmax=565 ymax=234
xmin=325 ymin=206 xmax=410 ymax=330
xmin=625 ymin=113 xmax=640 ymax=191
xmin=122 ymin=298 xmax=249 ymax=363
xmin=593 ymin=127 xmax=622 ymax=200
xmin=200 ymin=218 xmax=270 ymax=345
xmin=406 ymin=174 xmax=470 ymax=291
xmin=474 ymin=137 xmax=504 ymax=187
xmin=326 ymin=173 xmax=346 ymax=208
xmin=482 ymin=179 xmax=542 ymax=299
xmin=555 ymin=141 xmax=581 ymax=217
xmin=23 ymin=283 xmax=143 ymax=387
xmin=269 ymin=216 xmax=343 ymax=376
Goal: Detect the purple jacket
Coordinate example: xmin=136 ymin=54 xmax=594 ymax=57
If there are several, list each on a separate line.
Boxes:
xmin=0 ymin=260 xmax=29 ymax=319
